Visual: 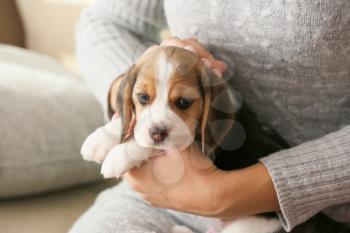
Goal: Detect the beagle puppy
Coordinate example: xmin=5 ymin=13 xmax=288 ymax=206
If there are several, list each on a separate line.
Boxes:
xmin=80 ymin=46 xmax=347 ymax=233
xmin=82 ymin=46 xmax=238 ymax=178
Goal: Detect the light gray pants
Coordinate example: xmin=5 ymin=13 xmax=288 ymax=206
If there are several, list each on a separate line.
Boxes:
xmin=69 ymin=181 xmax=210 ymax=233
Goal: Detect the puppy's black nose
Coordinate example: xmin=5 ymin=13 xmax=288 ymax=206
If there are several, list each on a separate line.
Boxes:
xmin=149 ymin=125 xmax=168 ymax=143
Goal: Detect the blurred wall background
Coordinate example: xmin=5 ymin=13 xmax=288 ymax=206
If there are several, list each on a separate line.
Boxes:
xmin=1 ymin=0 xmax=94 ymax=73
xmin=0 ymin=0 xmax=25 ymax=47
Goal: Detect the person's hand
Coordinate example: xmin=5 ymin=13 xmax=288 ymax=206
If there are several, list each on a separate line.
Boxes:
xmin=124 ymin=144 xmax=223 ymax=216
xmin=124 ymin=144 xmax=280 ymax=218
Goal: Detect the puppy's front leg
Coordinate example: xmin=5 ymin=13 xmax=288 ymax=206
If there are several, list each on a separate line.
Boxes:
xmin=81 ymin=118 xmax=122 ymax=163
xmin=101 ymin=137 xmax=161 ymax=178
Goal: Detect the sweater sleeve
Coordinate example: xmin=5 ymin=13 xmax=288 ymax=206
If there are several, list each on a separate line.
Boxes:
xmin=75 ymin=0 xmax=166 ymax=118
xmin=260 ymin=125 xmax=350 ymax=231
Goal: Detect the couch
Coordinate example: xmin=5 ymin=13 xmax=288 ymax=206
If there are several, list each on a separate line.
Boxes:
xmin=0 ymin=1 xmax=117 ymax=232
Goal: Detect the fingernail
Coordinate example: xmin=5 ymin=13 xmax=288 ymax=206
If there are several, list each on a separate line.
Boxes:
xmin=161 ymin=39 xmax=186 ymax=48
xmin=184 ymin=45 xmax=196 ymax=54
xmin=217 ymin=60 xmax=228 ymax=71
xmin=112 ymin=113 xmax=119 ymax=120
xmin=201 ymin=58 xmax=212 ymax=68
xmin=213 ymin=69 xmax=222 ymax=78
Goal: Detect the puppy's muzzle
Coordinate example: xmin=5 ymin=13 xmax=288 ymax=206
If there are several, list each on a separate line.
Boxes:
xmin=149 ymin=125 xmax=169 ymax=143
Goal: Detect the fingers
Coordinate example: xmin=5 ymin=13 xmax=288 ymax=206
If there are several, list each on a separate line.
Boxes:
xmin=124 ymin=150 xmax=186 ymax=192
xmin=160 ymin=37 xmax=187 ymax=47
xmin=202 ymin=58 xmax=227 ymax=78
xmin=185 ymin=38 xmax=228 ymax=77
xmin=124 ymin=159 xmax=156 ymax=193
xmin=184 ymin=38 xmax=212 ymax=58
xmin=160 ymin=37 xmax=227 ymax=76
xmin=215 ymin=60 xmax=228 ymax=71
xmin=212 ymin=68 xmax=222 ymax=78
xmin=185 ymin=38 xmax=227 ymax=73
xmin=201 ymin=58 xmax=213 ymax=69
xmin=183 ymin=45 xmax=196 ymax=53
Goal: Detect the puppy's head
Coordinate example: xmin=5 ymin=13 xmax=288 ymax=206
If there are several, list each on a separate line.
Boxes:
xmin=111 ymin=46 xmax=238 ymax=155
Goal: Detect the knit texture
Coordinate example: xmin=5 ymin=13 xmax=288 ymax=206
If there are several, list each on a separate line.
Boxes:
xmin=76 ymin=0 xmax=350 ymax=231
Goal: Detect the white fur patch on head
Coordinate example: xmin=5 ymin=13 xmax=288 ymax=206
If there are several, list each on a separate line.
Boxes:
xmin=152 ymin=50 xmax=174 ymax=124
xmin=157 ymin=50 xmax=174 ymax=88
xmin=134 ymin=51 xmax=194 ymax=150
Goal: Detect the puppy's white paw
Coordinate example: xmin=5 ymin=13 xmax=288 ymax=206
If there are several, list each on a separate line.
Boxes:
xmin=80 ymin=130 xmax=115 ymax=163
xmin=100 ymin=144 xmax=140 ymax=178
xmin=101 ymin=139 xmax=156 ymax=179
xmin=81 ymin=119 xmax=122 ymax=163
xmin=81 ymin=128 xmax=118 ymax=163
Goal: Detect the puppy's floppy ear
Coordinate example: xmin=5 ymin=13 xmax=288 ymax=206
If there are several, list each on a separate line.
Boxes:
xmin=110 ymin=65 xmax=139 ymax=143
xmin=200 ymin=66 xmax=239 ymax=155
xmin=107 ymin=75 xmax=124 ymax=119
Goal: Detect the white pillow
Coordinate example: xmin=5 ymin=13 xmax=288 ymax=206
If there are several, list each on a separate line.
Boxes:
xmin=0 ymin=45 xmax=104 ymax=198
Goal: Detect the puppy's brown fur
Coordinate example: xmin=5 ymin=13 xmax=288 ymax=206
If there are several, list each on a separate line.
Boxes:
xmin=109 ymin=46 xmax=236 ymax=155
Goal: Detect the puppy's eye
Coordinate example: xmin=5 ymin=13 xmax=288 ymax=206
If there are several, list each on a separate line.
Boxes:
xmin=137 ymin=94 xmax=150 ymax=105
xmin=175 ymin=98 xmax=193 ymax=110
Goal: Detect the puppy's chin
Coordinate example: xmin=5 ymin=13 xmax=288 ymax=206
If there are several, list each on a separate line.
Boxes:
xmin=134 ymin=132 xmax=194 ymax=151
xmin=155 ymin=135 xmax=194 ymax=151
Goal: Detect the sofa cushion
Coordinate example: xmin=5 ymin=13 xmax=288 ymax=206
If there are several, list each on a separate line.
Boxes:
xmin=0 ymin=45 xmax=104 ymax=198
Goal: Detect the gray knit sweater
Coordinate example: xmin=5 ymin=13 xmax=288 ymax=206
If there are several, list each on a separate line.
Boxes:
xmin=76 ymin=0 xmax=350 ymax=231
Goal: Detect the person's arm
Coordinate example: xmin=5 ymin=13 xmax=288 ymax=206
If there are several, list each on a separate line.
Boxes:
xmin=260 ymin=125 xmax=350 ymax=231
xmin=76 ymin=0 xmax=166 ymax=118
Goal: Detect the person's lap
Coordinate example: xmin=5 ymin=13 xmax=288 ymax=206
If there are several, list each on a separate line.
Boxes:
xmin=69 ymin=181 xmax=210 ymax=233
